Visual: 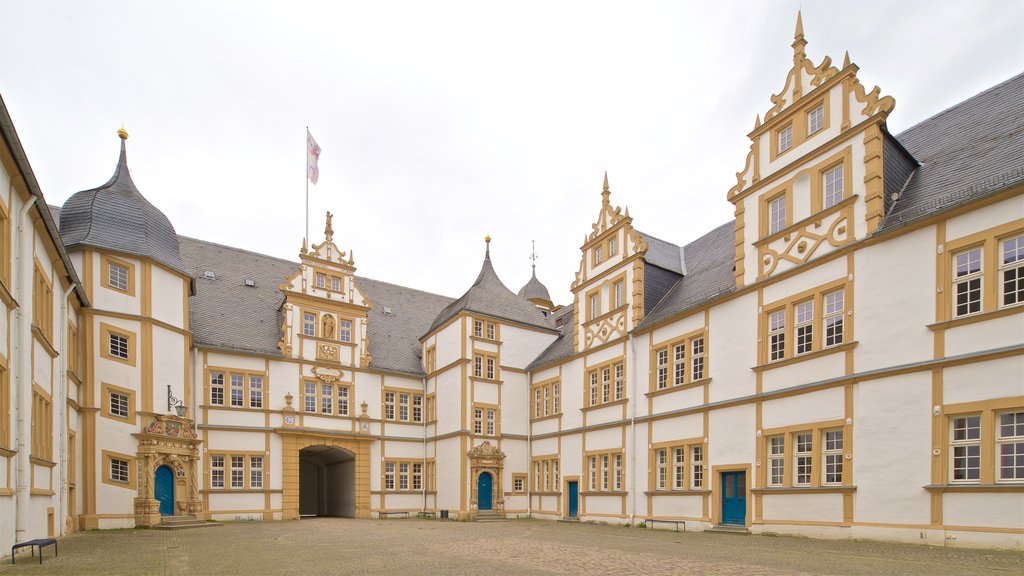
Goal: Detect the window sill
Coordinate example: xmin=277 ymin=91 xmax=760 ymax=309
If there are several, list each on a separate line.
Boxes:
xmin=646 ymin=378 xmax=712 ymax=398
xmin=928 ymin=305 xmax=1023 ymax=331
xmin=203 ymin=488 xmax=280 ymax=494
xmin=644 ymin=489 xmax=711 ymax=496
xmin=470 ymin=336 xmax=502 ymax=345
xmin=0 ymin=446 xmax=16 ymax=458
xmin=32 ymin=325 xmax=58 ymax=359
xmin=583 ymin=304 xmax=629 ymax=328
xmin=30 ymin=456 xmax=57 ymax=468
xmin=751 ymin=485 xmax=856 ymax=494
xmin=530 ymin=491 xmax=562 ymax=496
xmin=0 ymin=279 xmax=15 ymax=309
xmin=581 ymin=398 xmax=628 ymax=413
xmin=469 ymin=376 xmax=503 ymax=385
xmin=753 ymin=341 xmax=857 ymax=372
xmin=924 ymin=484 xmax=1024 ymax=493
xmin=580 ymin=490 xmax=627 ymax=496
xmin=530 ymin=413 xmax=562 ymax=424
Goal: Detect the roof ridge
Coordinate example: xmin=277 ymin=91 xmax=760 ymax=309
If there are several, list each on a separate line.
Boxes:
xmin=895 ymin=71 xmax=1024 ymax=139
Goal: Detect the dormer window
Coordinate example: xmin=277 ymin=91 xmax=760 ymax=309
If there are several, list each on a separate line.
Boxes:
xmin=331 ymin=276 xmax=342 ymax=291
xmin=768 ymin=195 xmax=787 ymax=235
xmin=823 ymin=164 xmax=844 ymax=209
xmin=595 ymin=245 xmax=603 ymax=265
xmin=109 ymin=263 xmax=129 ymax=291
xmin=609 ymin=237 xmax=618 ymax=257
xmin=315 ymin=273 xmax=326 ymax=288
xmin=808 ymin=104 xmax=824 ymax=134
xmin=778 ymin=124 xmax=793 ymax=153
xmin=473 ymin=319 xmax=483 ymax=338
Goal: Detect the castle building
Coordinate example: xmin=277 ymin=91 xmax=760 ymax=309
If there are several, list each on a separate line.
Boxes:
xmin=0 ymin=14 xmax=1021 ymax=550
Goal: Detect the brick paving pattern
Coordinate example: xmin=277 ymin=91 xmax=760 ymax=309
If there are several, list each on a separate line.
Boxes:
xmin=1 ymin=519 xmax=1020 ymax=575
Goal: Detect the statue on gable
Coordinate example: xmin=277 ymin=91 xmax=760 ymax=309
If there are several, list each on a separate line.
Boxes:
xmin=322 ymin=314 xmax=336 ymax=339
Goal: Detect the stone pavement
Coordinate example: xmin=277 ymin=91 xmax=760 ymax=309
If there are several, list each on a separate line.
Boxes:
xmin=1 ymin=518 xmax=1021 ymax=575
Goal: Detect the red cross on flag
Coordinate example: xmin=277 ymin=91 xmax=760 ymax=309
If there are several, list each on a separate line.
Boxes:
xmin=307 ymin=129 xmax=322 ymax=185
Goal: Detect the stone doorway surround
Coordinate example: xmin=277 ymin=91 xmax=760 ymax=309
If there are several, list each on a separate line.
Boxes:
xmin=468 ymin=441 xmax=505 ymax=519
xmin=279 ymin=430 xmax=371 ymax=520
xmin=132 ymin=414 xmax=203 ymax=527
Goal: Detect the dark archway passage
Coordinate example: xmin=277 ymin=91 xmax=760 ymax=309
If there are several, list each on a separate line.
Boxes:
xmin=299 ymin=446 xmax=356 ymax=518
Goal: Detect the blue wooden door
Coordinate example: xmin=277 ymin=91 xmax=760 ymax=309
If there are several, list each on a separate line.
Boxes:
xmin=155 ymin=465 xmax=175 ymax=516
xmin=721 ymin=471 xmax=746 ymax=525
xmin=478 ymin=472 xmax=493 ymax=511
xmin=567 ymin=481 xmax=578 ymax=518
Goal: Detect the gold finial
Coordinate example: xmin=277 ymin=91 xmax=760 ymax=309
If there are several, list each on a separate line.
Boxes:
xmin=485 ymin=233 xmax=491 ymax=244
xmin=117 ymin=125 xmax=129 ymax=140
xmin=324 ymin=211 xmax=334 ymax=241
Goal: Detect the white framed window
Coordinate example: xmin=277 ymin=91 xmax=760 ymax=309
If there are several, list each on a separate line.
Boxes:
xmin=553 ymin=460 xmax=560 ymax=489
xmin=595 ymin=245 xmax=603 ymax=265
xmin=997 ymin=411 xmax=1024 ymax=482
xmin=110 ymin=457 xmax=129 ymax=484
xmin=609 ymin=236 xmax=618 ymax=256
xmin=230 ymin=374 xmax=244 ymax=407
xmin=823 ymin=429 xmax=844 ymax=485
xmin=486 ymin=409 xmax=496 ymax=436
xmin=778 ymin=124 xmax=793 ymax=153
xmin=250 ymin=456 xmax=263 ymax=489
xmin=953 ymin=247 xmax=983 ymax=317
xmin=794 ymin=300 xmax=814 ymax=355
xmin=543 ymin=461 xmax=550 ymax=492
xmin=1000 ymin=235 xmax=1024 ymax=307
xmin=315 ymin=273 xmax=326 ymax=288
xmin=553 ymin=383 xmax=560 ymax=414
xmin=951 ymin=415 xmax=981 ymax=482
xmin=321 ymin=384 xmax=334 ymax=414
xmin=673 ymin=448 xmax=686 ymax=490
xmin=589 ymin=372 xmax=598 ymax=406
xmin=108 ymin=262 xmax=129 ymax=291
xmin=399 ymin=463 xmax=409 ymax=490
xmin=614 ymin=280 xmax=625 ymax=309
xmin=534 ymin=388 xmax=542 ymax=418
xmin=399 ymin=393 xmax=409 ymax=421
xmin=768 ymin=195 xmax=786 ymax=235
xmin=601 ymin=367 xmax=611 ymax=403
xmin=656 ymin=448 xmax=667 ymax=490
xmin=338 ymin=386 xmax=350 ymax=416
xmin=412 ymin=394 xmax=422 ymax=422
xmin=473 ymin=408 xmax=483 ymax=435
xmin=330 ymin=275 xmax=342 ymax=292
xmin=601 ymin=454 xmax=610 ymax=491
xmin=823 ymin=164 xmax=844 ymax=209
xmin=656 ymin=349 xmax=669 ymax=390
xmin=794 ymin=432 xmax=813 ymax=486
xmin=473 ymin=320 xmax=483 ymax=338
xmin=824 ymin=290 xmax=845 ymax=347
xmin=486 ymin=322 xmax=495 ymax=340
xmin=691 ymin=337 xmax=705 ymax=381
xmin=211 ymin=455 xmax=225 ymax=488
xmin=249 ymin=376 xmax=263 ymax=409
xmin=302 ymin=312 xmax=316 ymax=336
xmin=384 ymin=462 xmax=395 ymax=490
xmin=513 ymin=476 xmax=524 ymax=493
xmin=109 ymin=333 xmax=129 ymax=360
xmin=304 ymin=382 xmax=317 ymax=413
xmin=614 ymin=364 xmax=624 ymax=400
xmin=339 ymin=319 xmax=352 ymax=343
xmin=230 ymin=456 xmax=244 ymax=488
xmin=210 ymin=372 xmax=224 ymax=405
xmin=486 ymin=357 xmax=495 ymax=380
xmin=588 ymin=456 xmax=597 ymax=491
xmin=473 ymin=355 xmax=483 ymax=378
xmin=543 ymin=386 xmax=550 ymax=417
xmin=589 ymin=292 xmax=600 ymax=320
xmin=768 ymin=436 xmax=785 ymax=487
xmin=672 ymin=344 xmax=685 ymax=386
xmin=384 ymin=391 xmax=395 ymax=420
xmin=413 ymin=463 xmax=423 ymax=490
xmin=768 ymin=309 xmax=786 ymax=361
xmin=110 ymin=391 xmax=129 ymax=419
xmin=691 ymin=446 xmax=704 ymax=489
xmin=807 ymin=104 xmax=824 ymax=135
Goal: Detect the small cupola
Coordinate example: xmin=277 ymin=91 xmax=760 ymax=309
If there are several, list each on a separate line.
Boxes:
xmin=517 ymin=240 xmax=553 ymax=311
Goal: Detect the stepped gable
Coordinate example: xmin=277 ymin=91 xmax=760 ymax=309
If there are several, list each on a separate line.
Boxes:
xmin=59 ymin=131 xmax=185 ymax=274
xmin=425 ymin=238 xmax=555 ymax=338
xmin=178 ymin=236 xmax=454 ymax=376
xmin=881 ymin=72 xmax=1024 ymax=230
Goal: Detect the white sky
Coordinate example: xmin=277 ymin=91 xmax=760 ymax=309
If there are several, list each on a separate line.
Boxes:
xmin=2 ymin=1 xmax=1022 ymax=306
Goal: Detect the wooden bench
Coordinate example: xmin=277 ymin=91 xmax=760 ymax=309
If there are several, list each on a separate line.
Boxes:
xmin=416 ymin=511 xmax=436 ymax=519
xmin=378 ymin=511 xmax=410 ymax=519
xmin=644 ymin=518 xmax=686 ymax=532
xmin=12 ymin=538 xmax=57 ymax=564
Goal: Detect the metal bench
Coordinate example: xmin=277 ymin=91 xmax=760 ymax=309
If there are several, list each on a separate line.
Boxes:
xmin=12 ymin=538 xmax=57 ymax=564
xmin=644 ymin=518 xmax=686 ymax=532
xmin=378 ymin=511 xmax=410 ymax=519
xmin=416 ymin=511 xmax=436 ymax=519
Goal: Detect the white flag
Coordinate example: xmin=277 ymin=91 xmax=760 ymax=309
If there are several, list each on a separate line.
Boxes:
xmin=307 ymin=129 xmax=321 ymax=185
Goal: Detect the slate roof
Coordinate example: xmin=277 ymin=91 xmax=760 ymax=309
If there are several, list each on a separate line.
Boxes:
xmin=528 ymin=304 xmax=575 ymax=370
xmin=424 ymin=246 xmax=555 ymax=338
xmin=60 ymin=139 xmax=186 ymax=275
xmin=880 ymin=72 xmax=1024 ymax=230
xmin=178 ymin=236 xmax=455 ymax=376
xmin=636 ymin=230 xmax=684 ymax=274
xmin=517 ymin=267 xmax=552 ymax=304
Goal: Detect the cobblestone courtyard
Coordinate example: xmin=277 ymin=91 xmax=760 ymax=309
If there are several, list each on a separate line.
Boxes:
xmin=1 ymin=519 xmax=1021 ymax=575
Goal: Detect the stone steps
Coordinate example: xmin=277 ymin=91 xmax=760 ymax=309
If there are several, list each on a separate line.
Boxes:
xmin=474 ymin=511 xmax=506 ymax=523
xmin=153 ymin=515 xmax=222 ymax=530
xmin=705 ymin=524 xmax=751 ymax=535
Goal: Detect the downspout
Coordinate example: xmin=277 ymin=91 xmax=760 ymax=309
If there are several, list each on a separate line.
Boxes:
xmin=628 ymin=331 xmax=638 ymax=525
xmin=526 ymin=369 xmax=532 ymax=518
xmin=422 ymin=373 xmax=427 ymax=513
xmin=13 ymin=194 xmax=37 ymax=543
xmin=58 ymin=282 xmax=75 ymax=537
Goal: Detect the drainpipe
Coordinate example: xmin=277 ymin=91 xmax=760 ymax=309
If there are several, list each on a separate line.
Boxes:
xmin=13 ymin=194 xmax=37 ymax=543
xmin=526 ymin=369 xmax=532 ymax=518
xmin=58 ymin=282 xmax=75 ymax=537
xmin=421 ymin=374 xmax=427 ymax=513
xmin=628 ymin=331 xmax=638 ymax=526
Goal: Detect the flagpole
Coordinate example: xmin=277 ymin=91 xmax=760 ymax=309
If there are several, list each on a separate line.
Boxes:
xmin=305 ymin=126 xmax=309 ymax=247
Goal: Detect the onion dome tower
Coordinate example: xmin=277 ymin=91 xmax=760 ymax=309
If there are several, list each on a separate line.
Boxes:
xmin=59 ymin=129 xmax=185 ymax=274
xmin=517 ymin=240 xmax=553 ymax=312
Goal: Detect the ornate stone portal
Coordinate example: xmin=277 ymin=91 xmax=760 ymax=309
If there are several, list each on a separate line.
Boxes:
xmin=468 ymin=441 xmax=506 ymax=518
xmin=132 ymin=414 xmax=203 ymax=527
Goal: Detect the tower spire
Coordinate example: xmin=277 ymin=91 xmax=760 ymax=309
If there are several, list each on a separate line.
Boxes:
xmin=529 ymin=239 xmax=538 ymax=273
xmin=792 ymin=10 xmax=807 ymax=62
xmin=602 ymin=171 xmax=610 ymax=206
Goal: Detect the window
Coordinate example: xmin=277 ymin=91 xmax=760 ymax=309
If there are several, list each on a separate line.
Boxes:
xmin=532 ymin=457 xmax=559 ymax=492
xmin=315 ymin=273 xmax=326 ymax=288
xmin=473 ymin=406 xmax=497 ymax=436
xmin=210 ymin=372 xmax=225 ymax=405
xmin=384 ymin=461 xmax=424 ymax=491
xmin=303 ymin=312 xmax=316 ymax=336
xmin=338 ymin=386 xmax=350 ymax=416
xmin=231 ymin=456 xmax=245 ymax=488
xmin=426 ymin=394 xmax=436 ymax=422
xmin=823 ymin=429 xmax=844 ymax=485
xmin=823 ymin=164 xmax=844 ymax=209
xmin=587 ymin=361 xmax=624 ymax=406
xmin=691 ymin=337 xmax=704 ymax=381
xmin=384 ymin=390 xmax=422 ymax=422
xmin=653 ymin=442 xmax=702 ymax=491
xmin=595 ymin=245 xmax=603 ymax=265
xmin=486 ymin=409 xmax=496 ymax=435
xmin=33 ymin=264 xmax=53 ymax=340
xmin=472 ymin=354 xmax=497 ymax=380
xmin=656 ymin=349 xmax=668 ymax=389
xmin=31 ymin=387 xmax=52 ymax=459
xmin=109 ymin=333 xmax=129 ymax=360
xmin=998 ymin=411 xmax=1024 ymax=481
xmin=778 ymin=124 xmax=793 ymax=153
xmin=807 ymin=104 xmax=824 ymax=134
xmin=230 ymin=374 xmax=244 ymax=407
xmin=768 ymin=309 xmax=786 ymax=361
xmin=691 ymin=446 xmax=704 ymax=488
xmin=513 ymin=475 xmax=525 ymax=493
xmin=824 ymin=290 xmax=844 ymax=347
xmin=587 ymin=452 xmax=623 ymax=492
xmin=331 ymin=275 xmax=342 ymax=292
xmin=425 ymin=347 xmax=436 ymax=373
xmin=473 ymin=320 xmax=483 ymax=338
xmin=412 ymin=394 xmax=422 ymax=422
xmin=532 ymin=381 xmax=560 ymax=420
xmin=322 ymin=384 xmax=334 ymax=414
xmin=951 ymin=415 xmax=981 ymax=482
xmin=1001 ymin=235 xmax=1024 ymax=307
xmin=111 ymin=458 xmax=129 ymax=484
xmin=250 ymin=456 xmax=264 ymax=489
xmin=384 ymin=391 xmax=395 ymax=420
xmin=768 ymin=436 xmax=784 ymax=487
xmin=953 ymin=247 xmax=983 ymax=317
xmin=108 ymin=262 xmax=129 ymax=292
xmin=614 ymin=280 xmax=625 ymax=309
xmin=656 ymin=449 xmax=667 ymax=490
xmin=211 ymin=456 xmax=225 ymax=488
xmin=609 ymin=236 xmax=618 ymax=257
xmin=249 ymin=376 xmax=263 ymax=408
xmin=589 ymin=292 xmax=600 ymax=320
xmin=673 ymin=448 xmax=685 ymax=490
xmin=794 ymin=300 xmax=813 ymax=355
xmin=794 ymin=432 xmax=813 ymax=486
xmin=614 ymin=454 xmax=623 ymax=490
xmin=413 ymin=463 xmax=423 ymax=490
xmin=384 ymin=462 xmax=395 ymax=490
xmin=486 ymin=322 xmax=495 ymax=340
xmin=110 ymin=391 xmax=129 ymax=419
xmin=399 ymin=463 xmax=409 ymax=490
xmin=306 ymin=382 xmax=318 ymax=413
xmin=768 ymin=195 xmax=787 ymax=235
xmin=339 ymin=319 xmax=352 ymax=343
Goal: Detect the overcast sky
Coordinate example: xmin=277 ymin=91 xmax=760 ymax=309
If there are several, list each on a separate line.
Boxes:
xmin=2 ymin=1 xmax=1021 ymax=306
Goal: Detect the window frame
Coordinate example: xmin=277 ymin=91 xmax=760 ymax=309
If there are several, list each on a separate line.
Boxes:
xmin=101 ymin=383 xmax=136 ymax=424
xmin=586 ymin=359 xmax=625 ymax=407
xmin=382 ymin=388 xmax=422 ymax=423
xmin=101 ymin=254 xmax=135 ymax=295
xmin=650 ymin=330 xmax=708 ymax=393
